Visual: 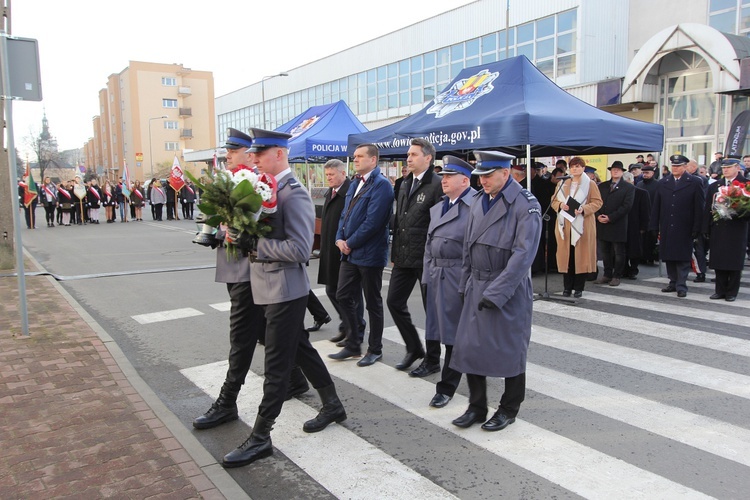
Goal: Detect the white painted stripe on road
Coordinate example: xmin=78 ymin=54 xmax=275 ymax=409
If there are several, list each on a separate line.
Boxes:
xmin=532 ymin=327 xmax=750 ymax=400
xmin=582 ymin=291 xmax=750 ymax=328
xmin=131 ymin=307 xmax=203 ymax=324
xmin=181 ymin=361 xmax=458 ymax=500
xmin=209 ymin=301 xmax=231 ymax=312
xmin=608 ymin=282 xmax=750 ymax=309
xmin=528 ymin=363 xmax=750 ymax=467
xmin=311 ymin=287 xmax=327 ymax=298
xmin=533 ymin=300 xmax=750 ymax=357
xmin=380 ymin=327 xmax=750 ymax=468
xmin=315 ymin=340 xmax=710 ymax=499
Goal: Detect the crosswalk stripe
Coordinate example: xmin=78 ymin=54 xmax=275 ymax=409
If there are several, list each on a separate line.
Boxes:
xmin=379 ymin=327 xmax=750 ymax=468
xmin=181 ymin=361 xmax=458 ymax=500
xmin=533 ymin=300 xmax=750 ymax=357
xmin=314 ymin=340 xmax=710 ymax=499
xmin=131 ymin=307 xmax=203 ymax=324
xmin=605 ymin=282 xmax=749 ymax=309
xmin=209 ymin=301 xmax=231 ymax=312
xmin=532 ymin=326 xmax=750 ymax=399
xmin=581 ymin=291 xmax=750 ymax=328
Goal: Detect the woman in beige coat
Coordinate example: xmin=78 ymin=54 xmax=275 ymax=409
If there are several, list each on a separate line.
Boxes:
xmin=551 ymin=157 xmax=603 ymax=297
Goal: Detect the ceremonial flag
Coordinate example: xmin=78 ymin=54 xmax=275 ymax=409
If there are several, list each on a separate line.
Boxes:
xmin=23 ymin=162 xmax=38 ymax=207
xmin=168 ymin=155 xmax=186 ymax=192
xmin=121 ymin=160 xmax=131 ymax=197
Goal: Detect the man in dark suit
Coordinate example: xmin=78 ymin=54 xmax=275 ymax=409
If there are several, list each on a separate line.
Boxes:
xmin=328 ymin=143 xmax=393 ymax=367
xmin=388 ymin=138 xmax=444 ymax=375
xmin=311 ymin=159 xmax=365 ymax=342
xmin=223 ymin=129 xmax=346 ymax=468
xmin=594 ymin=161 xmax=635 ymax=287
xmin=622 ymin=171 xmax=651 ymax=279
xmin=703 ymin=158 xmax=748 ymax=301
xmin=649 ymin=155 xmax=706 ymax=297
xmin=636 ymin=164 xmax=659 ymax=264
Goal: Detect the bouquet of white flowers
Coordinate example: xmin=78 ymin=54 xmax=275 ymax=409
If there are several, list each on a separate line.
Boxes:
xmin=186 ymin=165 xmax=277 ymax=258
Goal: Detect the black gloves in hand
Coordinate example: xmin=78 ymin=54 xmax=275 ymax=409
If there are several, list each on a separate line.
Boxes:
xmin=478 ymin=297 xmax=497 ymax=311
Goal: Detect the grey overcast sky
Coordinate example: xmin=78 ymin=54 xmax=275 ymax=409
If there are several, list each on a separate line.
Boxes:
xmin=10 ymin=0 xmax=475 ymax=159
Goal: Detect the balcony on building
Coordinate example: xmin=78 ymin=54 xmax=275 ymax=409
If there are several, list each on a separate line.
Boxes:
xmin=179 ymin=107 xmax=192 ymax=117
xmin=178 ymin=86 xmax=192 ymax=96
xmin=180 ymin=129 xmax=193 ymax=139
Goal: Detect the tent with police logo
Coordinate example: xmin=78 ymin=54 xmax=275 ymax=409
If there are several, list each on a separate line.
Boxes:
xmin=276 ymin=100 xmax=368 ymax=162
xmin=346 ymin=55 xmax=664 ymax=158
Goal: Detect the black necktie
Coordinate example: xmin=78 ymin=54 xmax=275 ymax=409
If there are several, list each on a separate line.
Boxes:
xmin=410 ymin=178 xmax=420 ymax=197
xmin=441 ymin=199 xmax=452 ymax=216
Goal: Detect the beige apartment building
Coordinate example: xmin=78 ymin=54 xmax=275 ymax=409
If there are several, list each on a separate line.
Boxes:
xmin=86 ymin=61 xmax=215 ymax=182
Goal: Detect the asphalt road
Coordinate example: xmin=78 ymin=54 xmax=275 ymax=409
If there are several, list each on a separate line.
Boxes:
xmin=18 ymin=213 xmax=750 ymax=499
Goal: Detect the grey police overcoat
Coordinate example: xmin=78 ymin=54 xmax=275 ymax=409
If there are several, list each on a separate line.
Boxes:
xmin=451 ymin=180 xmax=541 ymax=378
xmin=422 ymin=189 xmax=476 ymax=346
xmin=250 ymin=173 xmax=314 ymax=305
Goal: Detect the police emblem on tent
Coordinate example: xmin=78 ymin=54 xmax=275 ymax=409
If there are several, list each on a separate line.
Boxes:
xmin=290 ymin=115 xmax=320 ymax=138
xmin=426 ymin=69 xmax=499 ymax=118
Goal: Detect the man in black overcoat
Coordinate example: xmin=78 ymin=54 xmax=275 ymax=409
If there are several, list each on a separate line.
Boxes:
xmin=703 ymin=158 xmax=748 ymax=301
xmin=594 ymin=161 xmax=634 ymax=287
xmin=623 ymin=172 xmax=651 ymax=279
xmin=649 ymin=155 xmax=705 ymax=297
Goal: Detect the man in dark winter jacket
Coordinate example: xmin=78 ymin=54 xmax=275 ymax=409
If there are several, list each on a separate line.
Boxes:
xmin=388 ymin=138 xmax=444 ymax=375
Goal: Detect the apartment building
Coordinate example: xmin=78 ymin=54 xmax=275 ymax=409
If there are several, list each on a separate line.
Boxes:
xmin=86 ymin=61 xmax=215 ymax=181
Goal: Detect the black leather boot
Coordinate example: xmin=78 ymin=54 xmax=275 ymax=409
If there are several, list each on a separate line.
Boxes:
xmin=193 ymin=383 xmax=240 ymax=429
xmin=285 ymin=365 xmax=310 ymax=400
xmin=303 ymin=384 xmax=347 ymax=433
xmin=222 ymin=416 xmax=274 ymax=468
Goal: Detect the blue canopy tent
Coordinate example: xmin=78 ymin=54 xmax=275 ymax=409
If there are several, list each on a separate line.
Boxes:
xmin=276 ymin=100 xmax=368 ymax=189
xmin=348 ymin=56 xmax=664 ymax=169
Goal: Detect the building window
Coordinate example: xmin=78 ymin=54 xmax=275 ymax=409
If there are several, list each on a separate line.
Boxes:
xmin=164 ymin=121 xmax=178 ymax=129
xmin=162 ymin=77 xmax=177 ymax=86
xmin=163 ymin=99 xmax=178 ymax=108
xmin=165 ymin=142 xmax=179 ymax=151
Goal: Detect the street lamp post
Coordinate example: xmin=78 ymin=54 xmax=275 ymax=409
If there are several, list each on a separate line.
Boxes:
xmin=148 ymin=115 xmax=168 ymax=179
xmin=261 ymin=73 xmax=288 ymax=129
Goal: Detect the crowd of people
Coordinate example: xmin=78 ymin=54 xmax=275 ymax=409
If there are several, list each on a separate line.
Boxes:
xmin=18 ymin=175 xmax=201 ymax=228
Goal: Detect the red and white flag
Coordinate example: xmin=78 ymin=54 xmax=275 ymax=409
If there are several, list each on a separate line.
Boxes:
xmin=168 ymin=155 xmax=185 ymax=192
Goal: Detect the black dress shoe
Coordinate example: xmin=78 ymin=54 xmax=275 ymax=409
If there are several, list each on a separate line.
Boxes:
xmin=329 ymin=331 xmax=346 ymax=343
xmin=661 ymin=286 xmax=677 ymax=293
xmin=452 ymin=409 xmax=487 ymax=428
xmin=328 ymin=347 xmax=361 ymax=360
xmin=693 ymin=274 xmax=706 ymax=283
xmin=307 ymin=315 xmax=332 ymax=332
xmin=709 ymin=293 xmax=725 ymax=300
xmin=725 ymin=296 xmax=736 ymax=302
xmin=562 ymin=290 xmax=572 ymax=297
xmin=481 ymin=412 xmax=516 ymax=432
xmin=429 ymin=393 xmax=452 ymax=408
xmin=573 ymin=290 xmax=583 ymax=298
xmin=409 ymin=361 xmax=440 ymax=378
xmin=677 ymin=290 xmax=687 ymax=298
xmin=357 ymin=352 xmax=382 ymax=367
xmin=395 ymin=351 xmax=424 ymax=371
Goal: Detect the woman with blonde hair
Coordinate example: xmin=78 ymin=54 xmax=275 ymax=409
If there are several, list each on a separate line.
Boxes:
xmin=551 ymin=157 xmax=603 ymax=297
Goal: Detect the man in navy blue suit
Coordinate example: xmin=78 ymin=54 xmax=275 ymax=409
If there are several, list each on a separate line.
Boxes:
xmin=329 ymin=143 xmax=393 ymax=367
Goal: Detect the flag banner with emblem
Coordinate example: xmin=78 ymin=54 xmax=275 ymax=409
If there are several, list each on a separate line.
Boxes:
xmin=122 ymin=160 xmax=131 ymax=197
xmin=169 ymin=155 xmax=186 ymax=192
xmin=23 ymin=163 xmax=38 ymax=207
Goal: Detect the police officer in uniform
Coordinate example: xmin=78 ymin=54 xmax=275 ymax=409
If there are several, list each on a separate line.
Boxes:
xmin=223 ymin=129 xmax=345 ymax=468
xmin=451 ymin=150 xmax=541 ymax=431
xmin=649 ymin=154 xmax=705 ymax=297
xmin=192 ymin=129 xmax=308 ymax=431
xmin=422 ymin=156 xmax=476 ymax=408
xmin=703 ymin=157 xmax=748 ymax=301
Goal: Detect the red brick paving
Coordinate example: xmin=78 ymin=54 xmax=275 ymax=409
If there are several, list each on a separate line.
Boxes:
xmin=0 ymin=270 xmax=225 ymax=499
